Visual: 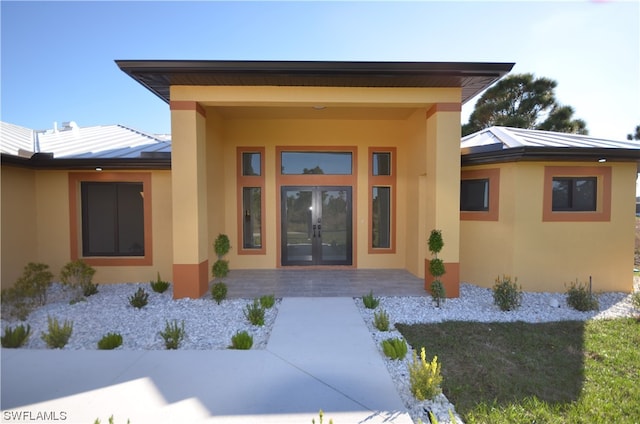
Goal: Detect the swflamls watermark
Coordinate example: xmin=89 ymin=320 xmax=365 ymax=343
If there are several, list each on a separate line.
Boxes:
xmin=2 ymin=410 xmax=68 ymax=422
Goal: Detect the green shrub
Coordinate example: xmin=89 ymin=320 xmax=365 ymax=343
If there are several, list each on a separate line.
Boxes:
xmin=260 ymin=294 xmax=276 ymax=309
xmin=311 ymin=410 xmax=334 ymax=424
xmin=1 ymin=324 xmax=31 ymax=348
xmin=430 ymin=280 xmax=446 ymax=308
xmin=428 ymin=258 xmax=446 ymax=279
xmin=60 ymin=259 xmax=97 ymax=301
xmin=408 ymin=347 xmax=443 ymax=401
xmin=128 ymin=287 xmax=149 ymax=308
xmin=94 ymin=415 xmax=130 ymax=424
xmin=150 ymin=272 xmax=170 ymax=293
xmin=632 ymin=292 xmax=640 ymax=310
xmin=212 ymin=259 xmax=230 ymax=279
xmin=493 ymin=275 xmax=523 ymax=311
xmin=381 ymin=337 xmax=408 ymax=360
xmin=1 ymin=262 xmax=54 ymax=320
xmin=428 ymin=229 xmax=444 ymax=254
xmin=373 ymin=309 xmax=390 ymax=331
xmin=214 ymin=234 xmax=231 ymax=257
xmin=97 ymin=332 xmax=123 ymax=350
xmin=362 ymin=290 xmax=379 ymax=309
xmin=244 ymin=299 xmax=265 ymax=326
xmin=566 ymin=280 xmax=599 ymax=311
xmin=41 ymin=316 xmax=73 ymax=349
xmin=229 ymin=330 xmax=253 ymax=349
xmin=160 ymin=320 xmax=185 ymax=349
xmin=211 ymin=282 xmax=228 ymax=304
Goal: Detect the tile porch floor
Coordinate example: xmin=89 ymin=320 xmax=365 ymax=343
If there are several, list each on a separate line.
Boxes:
xmin=218 ymin=268 xmax=428 ymax=298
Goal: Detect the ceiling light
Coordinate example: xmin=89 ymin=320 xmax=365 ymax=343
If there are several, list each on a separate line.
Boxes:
xmin=95 ymin=167 xmax=103 ymax=171
xmin=598 ymin=158 xmax=607 ymax=163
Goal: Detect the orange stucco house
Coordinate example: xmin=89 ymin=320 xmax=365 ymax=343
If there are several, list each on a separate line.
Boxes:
xmin=2 ymin=60 xmax=638 ymax=298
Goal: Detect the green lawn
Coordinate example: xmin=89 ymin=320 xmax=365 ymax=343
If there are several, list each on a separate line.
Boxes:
xmin=396 ymin=318 xmax=640 ymax=424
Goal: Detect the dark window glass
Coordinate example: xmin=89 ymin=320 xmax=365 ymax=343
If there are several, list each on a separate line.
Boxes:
xmin=552 ymin=177 xmax=597 ymax=211
xmin=372 ymin=152 xmax=391 ymax=176
xmin=81 ymin=182 xmax=144 ymax=256
xmin=242 ymin=152 xmax=261 ymax=176
xmin=372 ymin=187 xmax=391 ymax=248
xmin=281 ymin=152 xmax=352 ymax=175
xmin=242 ymin=187 xmax=262 ymax=249
xmin=460 ymin=179 xmax=489 ymax=211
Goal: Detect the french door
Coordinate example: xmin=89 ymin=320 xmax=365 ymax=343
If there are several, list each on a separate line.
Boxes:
xmin=281 ymin=186 xmax=352 ymax=266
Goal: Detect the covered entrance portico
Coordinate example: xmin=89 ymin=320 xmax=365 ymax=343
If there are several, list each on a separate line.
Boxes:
xmin=117 ymin=60 xmax=514 ymax=299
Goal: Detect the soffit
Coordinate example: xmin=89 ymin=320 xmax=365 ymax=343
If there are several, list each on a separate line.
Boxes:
xmin=116 ymin=60 xmax=514 ymax=105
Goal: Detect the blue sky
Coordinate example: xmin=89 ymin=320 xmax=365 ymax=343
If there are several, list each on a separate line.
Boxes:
xmin=1 ymin=1 xmax=638 ymax=140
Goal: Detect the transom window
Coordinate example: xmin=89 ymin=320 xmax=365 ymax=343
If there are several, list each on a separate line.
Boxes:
xmin=280 ymin=152 xmax=352 ymax=175
xmin=552 ymin=177 xmax=597 ymax=212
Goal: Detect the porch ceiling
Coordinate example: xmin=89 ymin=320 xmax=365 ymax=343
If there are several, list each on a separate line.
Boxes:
xmin=116 ymin=60 xmax=514 ymax=105
xmin=212 ymin=105 xmax=419 ymax=120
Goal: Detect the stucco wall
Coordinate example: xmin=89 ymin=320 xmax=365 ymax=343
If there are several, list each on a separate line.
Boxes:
xmin=1 ymin=167 xmax=173 ymax=288
xmin=460 ymin=161 xmax=636 ymax=293
xmin=1 ymin=165 xmax=38 ymax=288
xmin=218 ymin=116 xmax=413 ymax=270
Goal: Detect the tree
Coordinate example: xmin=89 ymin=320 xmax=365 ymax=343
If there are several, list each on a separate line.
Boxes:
xmin=627 ymin=125 xmax=640 ymax=141
xmin=462 ymin=73 xmax=588 ymax=136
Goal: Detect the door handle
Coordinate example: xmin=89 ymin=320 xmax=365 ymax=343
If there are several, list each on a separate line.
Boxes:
xmin=317 ymin=224 xmax=321 ymax=237
xmin=312 ymin=224 xmax=317 ymax=238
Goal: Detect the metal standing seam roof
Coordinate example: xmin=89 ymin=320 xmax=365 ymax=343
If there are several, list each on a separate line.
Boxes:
xmin=461 ymin=126 xmax=640 ymax=150
xmin=0 ymin=121 xmax=171 ymax=159
xmin=461 ymin=126 xmax=640 ymax=166
xmin=115 ymin=60 xmax=515 ymax=104
xmin=0 ymin=121 xmax=36 ymax=157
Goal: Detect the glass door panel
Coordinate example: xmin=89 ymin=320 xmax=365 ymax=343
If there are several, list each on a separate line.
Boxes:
xmin=281 ymin=186 xmax=352 ymax=266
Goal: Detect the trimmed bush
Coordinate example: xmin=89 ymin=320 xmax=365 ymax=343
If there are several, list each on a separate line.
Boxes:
xmin=362 ymin=290 xmax=379 ymax=309
xmin=60 ymin=259 xmax=97 ymax=301
xmin=41 ymin=316 xmax=73 ymax=349
xmin=150 ymin=272 xmax=170 ymax=293
xmin=381 ymin=337 xmax=408 ymax=360
xmin=214 ymin=234 xmax=231 ymax=257
xmin=229 ymin=330 xmax=253 ymax=350
xmin=493 ymin=275 xmax=523 ymax=311
xmin=1 ymin=324 xmax=31 ymax=348
xmin=430 ymin=280 xmax=446 ymax=308
xmin=212 ymin=260 xmax=230 ymax=279
xmin=160 ymin=320 xmax=185 ymax=349
xmin=244 ymin=299 xmax=265 ymax=326
xmin=129 ymin=287 xmax=149 ymax=308
xmin=408 ymin=347 xmax=443 ymax=401
xmin=566 ymin=280 xmax=599 ymax=311
xmin=211 ymin=282 xmax=228 ymax=304
xmin=1 ymin=262 xmax=54 ymax=320
xmin=373 ymin=309 xmax=390 ymax=331
xmin=97 ymin=332 xmax=123 ymax=350
xmin=260 ymin=294 xmax=276 ymax=309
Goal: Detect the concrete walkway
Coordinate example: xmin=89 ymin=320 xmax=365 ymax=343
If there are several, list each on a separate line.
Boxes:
xmin=1 ymin=298 xmax=413 ymax=424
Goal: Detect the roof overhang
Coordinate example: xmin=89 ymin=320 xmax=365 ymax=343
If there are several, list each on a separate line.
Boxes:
xmin=1 ymin=153 xmax=171 ymax=170
xmin=115 ymin=60 xmax=514 ymax=105
xmin=462 ymin=146 xmax=640 ymax=171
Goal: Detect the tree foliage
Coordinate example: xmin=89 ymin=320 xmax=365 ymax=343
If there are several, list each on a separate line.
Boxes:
xmin=627 ymin=125 xmax=640 ymax=141
xmin=462 ymin=73 xmax=588 ymax=136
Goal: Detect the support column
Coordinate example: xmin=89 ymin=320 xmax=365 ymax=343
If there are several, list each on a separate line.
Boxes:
xmin=424 ymin=103 xmax=461 ymax=297
xmin=170 ymin=101 xmax=209 ymax=298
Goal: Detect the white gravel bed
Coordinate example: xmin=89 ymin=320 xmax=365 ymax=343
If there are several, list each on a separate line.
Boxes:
xmin=355 ymin=283 xmax=639 ymax=424
xmin=1 ymin=283 xmax=279 ymax=350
